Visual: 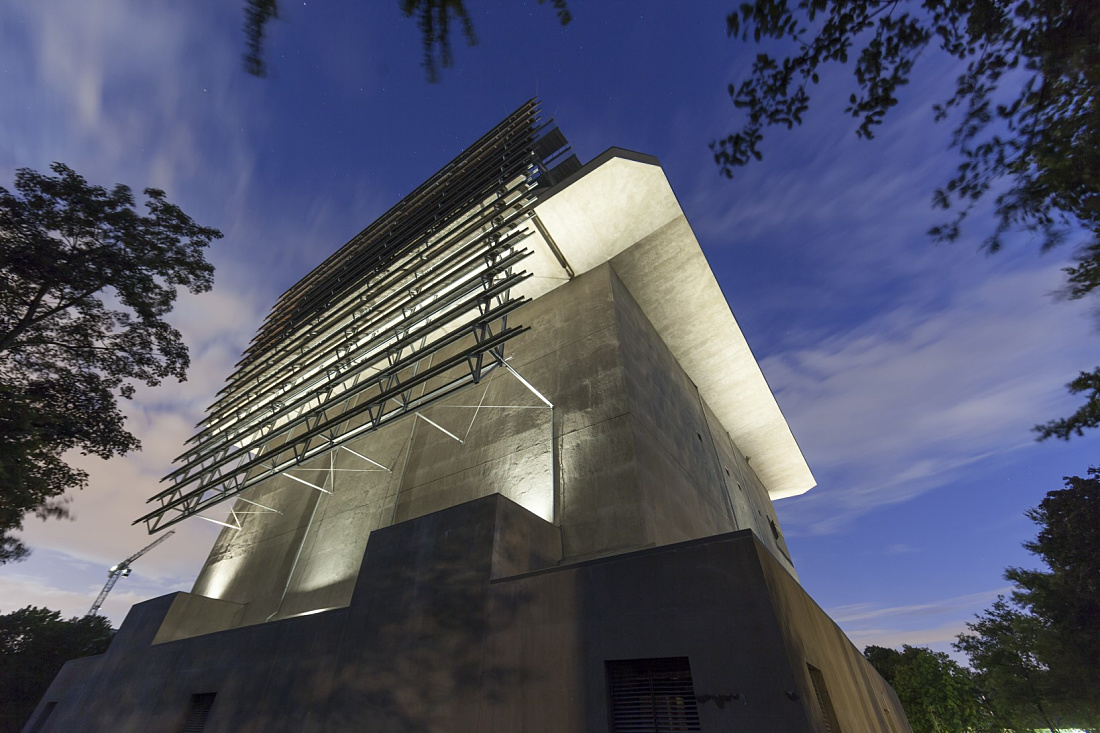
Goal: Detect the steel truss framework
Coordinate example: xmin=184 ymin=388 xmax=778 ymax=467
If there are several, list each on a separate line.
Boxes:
xmin=138 ymin=100 xmax=571 ymax=533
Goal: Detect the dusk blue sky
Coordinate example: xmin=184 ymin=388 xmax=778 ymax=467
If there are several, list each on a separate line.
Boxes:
xmin=2 ymin=1 xmax=1095 ymax=662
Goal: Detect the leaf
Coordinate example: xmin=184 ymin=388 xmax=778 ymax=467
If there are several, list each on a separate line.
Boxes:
xmin=0 ymin=164 xmax=220 ymax=562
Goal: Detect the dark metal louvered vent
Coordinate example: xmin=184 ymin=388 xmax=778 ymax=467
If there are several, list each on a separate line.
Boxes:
xmin=607 ymin=657 xmax=701 ymax=733
xmin=544 ymin=154 xmax=582 ymax=186
xmin=181 ymin=692 xmax=217 ymax=732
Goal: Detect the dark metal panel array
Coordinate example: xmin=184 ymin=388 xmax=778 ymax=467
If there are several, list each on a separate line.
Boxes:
xmin=606 ymin=657 xmax=702 ymax=733
xmin=138 ymin=100 xmax=570 ymax=533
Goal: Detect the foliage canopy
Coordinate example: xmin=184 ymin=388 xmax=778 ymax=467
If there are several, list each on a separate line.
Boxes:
xmin=718 ymin=0 xmax=1097 ymax=250
xmin=720 ymin=0 xmax=1100 ymax=436
xmin=867 ymin=472 xmax=1099 ymax=730
xmin=955 ymin=467 xmax=1100 ymax=730
xmin=0 ymin=606 xmax=113 ymax=732
xmin=0 ymin=163 xmax=220 ymax=562
xmin=954 ymin=597 xmax=1066 ymax=731
xmin=242 ymin=0 xmax=572 ymax=81
xmin=1004 ymin=468 xmax=1100 ymax=714
xmin=863 ymin=644 xmax=988 ymax=733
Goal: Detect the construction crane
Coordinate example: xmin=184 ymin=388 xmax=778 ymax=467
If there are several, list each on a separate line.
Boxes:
xmin=87 ymin=530 xmax=175 ymax=616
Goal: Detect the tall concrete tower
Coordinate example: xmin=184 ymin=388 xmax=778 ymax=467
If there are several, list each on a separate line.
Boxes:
xmin=27 ymin=102 xmax=910 ymax=733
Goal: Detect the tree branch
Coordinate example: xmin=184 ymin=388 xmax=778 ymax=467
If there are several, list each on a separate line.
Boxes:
xmin=0 ymin=283 xmax=50 ymax=353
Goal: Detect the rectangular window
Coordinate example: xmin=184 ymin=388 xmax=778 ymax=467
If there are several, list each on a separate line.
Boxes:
xmin=606 ymin=657 xmax=701 ymax=733
xmin=181 ymin=692 xmax=217 ymax=733
xmin=29 ymin=701 xmax=56 ymax=733
xmin=807 ymin=664 xmax=841 ymax=733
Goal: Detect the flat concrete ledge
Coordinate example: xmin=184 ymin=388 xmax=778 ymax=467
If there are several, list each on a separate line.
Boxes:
xmin=535 ymin=146 xmax=662 ymax=204
xmin=152 ymin=592 xmax=247 ymax=644
xmin=25 ymin=494 xmax=906 ymax=732
xmin=490 ymin=526 xmax=759 ymax=584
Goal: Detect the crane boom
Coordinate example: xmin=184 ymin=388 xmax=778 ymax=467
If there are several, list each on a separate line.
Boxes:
xmin=87 ymin=530 xmax=175 ymax=616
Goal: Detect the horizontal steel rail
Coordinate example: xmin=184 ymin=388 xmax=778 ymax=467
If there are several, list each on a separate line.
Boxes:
xmin=139 ymin=99 xmax=570 ymax=532
xmin=211 ymin=172 xmax=536 ymax=403
xmin=140 ymin=322 xmax=527 ymax=530
xmin=181 ymin=226 xmax=535 ymax=455
xmin=240 ymin=103 xmax=543 ymax=365
xmin=161 ymin=269 xmax=533 ymax=489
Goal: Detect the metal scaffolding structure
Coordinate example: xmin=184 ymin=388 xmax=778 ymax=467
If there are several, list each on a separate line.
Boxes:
xmin=137 ymin=100 xmax=573 ymax=533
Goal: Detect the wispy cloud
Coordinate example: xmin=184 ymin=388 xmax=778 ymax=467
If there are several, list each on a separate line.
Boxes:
xmin=0 ymin=0 xmax=270 ymax=624
xmin=669 ymin=51 xmax=1098 ymax=540
xmin=847 ymin=623 xmax=974 ymax=653
xmin=829 ymin=586 xmax=1011 ymax=660
xmin=0 ymin=555 xmax=189 ymax=622
xmin=769 ymin=261 xmax=1095 ymax=534
xmin=0 ymin=0 xmax=419 ymax=627
xmin=830 ymin=586 xmax=1011 ymax=625
xmin=1 ymin=274 xmax=281 ymax=625
xmin=1 ymin=1 xmax=1091 ymax=645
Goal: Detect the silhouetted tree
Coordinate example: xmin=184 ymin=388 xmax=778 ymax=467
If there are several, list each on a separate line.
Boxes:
xmin=1005 ymin=468 xmax=1100 ymax=715
xmin=955 ymin=468 xmax=1100 ymax=730
xmin=954 ymin=598 xmax=1063 ymax=732
xmin=0 ymin=163 xmax=220 ymax=562
xmin=1033 ymin=366 xmax=1100 ymax=440
xmin=0 ymin=606 xmax=113 ymax=733
xmin=242 ymin=0 xmax=572 ymax=81
xmin=864 ymin=644 xmax=992 ymax=732
xmin=720 ymin=0 xmax=1100 ymax=437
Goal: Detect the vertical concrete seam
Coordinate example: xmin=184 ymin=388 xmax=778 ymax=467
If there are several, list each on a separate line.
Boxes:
xmin=753 ymin=541 xmax=820 ymax=732
xmin=266 ymin=470 xmax=329 ymax=622
xmin=695 ymin=387 xmax=740 ymax=530
xmin=387 ymin=346 xmax=434 ymax=527
xmin=388 ymin=417 xmax=418 ymax=526
xmin=604 ymin=263 xmax=652 ymax=543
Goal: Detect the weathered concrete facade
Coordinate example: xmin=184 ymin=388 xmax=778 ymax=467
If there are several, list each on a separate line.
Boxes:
xmin=25 ymin=129 xmax=910 ymax=732
xmin=29 ymin=495 xmax=907 ymax=732
xmin=176 ymin=263 xmax=795 ymax=635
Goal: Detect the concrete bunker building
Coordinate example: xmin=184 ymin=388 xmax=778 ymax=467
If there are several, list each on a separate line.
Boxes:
xmin=27 ymin=101 xmax=911 ymax=732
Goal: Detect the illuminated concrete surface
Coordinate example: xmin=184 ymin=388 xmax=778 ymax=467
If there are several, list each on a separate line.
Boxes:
xmin=174 ymin=151 xmax=812 ymax=634
xmin=24 ymin=141 xmax=908 ymax=733
xmin=182 ymin=262 xmax=795 ymax=631
xmin=523 ymin=150 xmax=815 ymax=500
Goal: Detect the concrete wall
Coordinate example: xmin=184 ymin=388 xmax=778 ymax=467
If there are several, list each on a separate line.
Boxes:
xmin=755 ymin=542 xmax=910 ymax=731
xmin=186 ymin=262 xmax=792 ymax=633
xmin=609 ymin=266 xmax=794 ymax=570
xmin=190 ymin=264 xmax=626 ymax=625
xmin=25 ymin=151 xmax=903 ymax=732
xmin=27 ymin=495 xmax=906 ymax=733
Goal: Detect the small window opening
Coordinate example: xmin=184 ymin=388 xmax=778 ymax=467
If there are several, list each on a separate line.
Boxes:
xmin=883 ymin=706 xmax=897 ymax=733
xmin=29 ymin=701 xmax=57 ymax=733
xmin=724 ymin=467 xmax=731 ymax=477
xmin=807 ymin=664 xmax=841 ymax=733
xmin=696 ymin=432 xmax=703 ymax=441
xmin=768 ymin=518 xmax=781 ymax=542
xmin=607 ymin=657 xmax=701 ymax=732
xmin=181 ymin=692 xmax=217 ymax=733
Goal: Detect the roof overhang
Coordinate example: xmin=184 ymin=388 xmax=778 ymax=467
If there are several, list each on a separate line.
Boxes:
xmin=517 ymin=149 xmax=816 ymax=500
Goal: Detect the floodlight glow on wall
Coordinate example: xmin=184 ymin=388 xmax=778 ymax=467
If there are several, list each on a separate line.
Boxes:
xmin=137 ymin=100 xmax=575 ymax=533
